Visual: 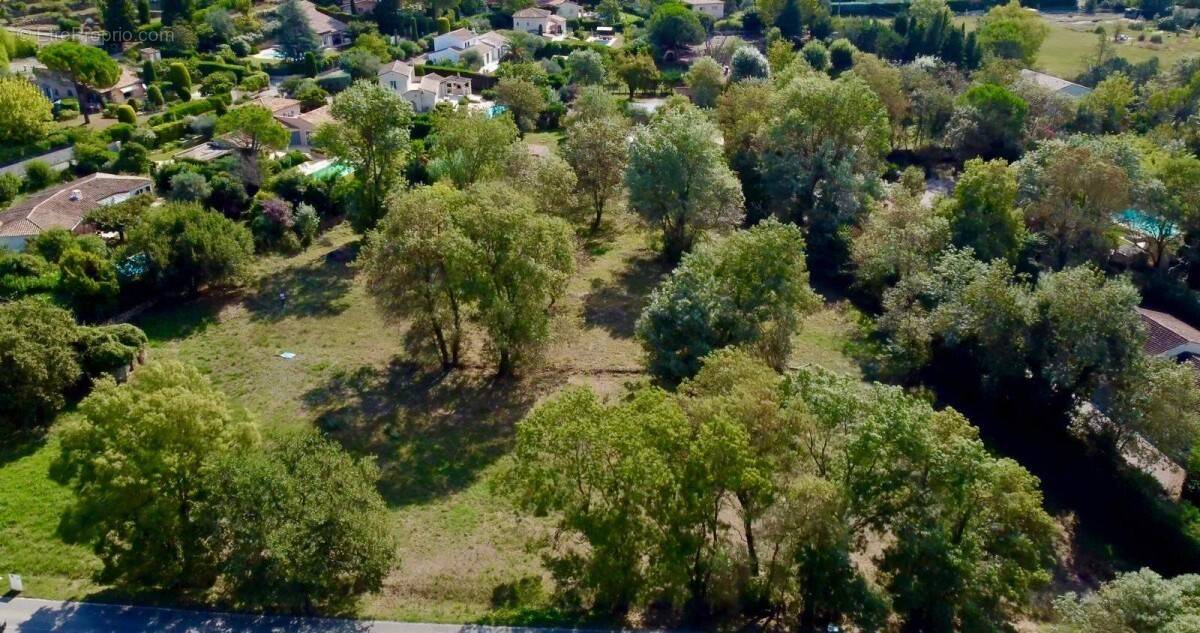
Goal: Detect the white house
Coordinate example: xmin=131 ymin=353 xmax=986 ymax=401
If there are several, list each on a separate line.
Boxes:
xmin=378 ymin=60 xmax=473 ymax=113
xmin=0 ymin=173 xmax=152 ymax=251
xmin=683 ymin=0 xmax=725 ymax=18
xmin=512 ymin=7 xmax=568 ymax=38
xmin=426 ymin=28 xmax=510 ymax=71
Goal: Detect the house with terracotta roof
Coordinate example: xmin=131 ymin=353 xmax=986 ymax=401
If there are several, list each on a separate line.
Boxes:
xmin=1138 ymin=307 xmax=1200 ymax=383
xmin=0 ymin=173 xmax=153 ymax=251
xmin=29 ymin=63 xmax=146 ymax=111
xmin=297 ymin=0 xmax=350 ymax=49
xmin=250 ymin=94 xmax=302 ymax=118
xmin=275 ymin=105 xmax=335 ymax=147
xmin=378 ymin=61 xmax=472 ymax=113
xmin=512 ymin=7 xmax=568 ymax=38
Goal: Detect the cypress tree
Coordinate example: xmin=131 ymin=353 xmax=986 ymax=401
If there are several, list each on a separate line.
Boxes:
xmin=776 ymin=0 xmax=802 ymax=40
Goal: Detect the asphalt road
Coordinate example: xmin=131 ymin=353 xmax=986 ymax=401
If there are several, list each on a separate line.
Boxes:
xmin=0 ymin=597 xmax=615 ymax=633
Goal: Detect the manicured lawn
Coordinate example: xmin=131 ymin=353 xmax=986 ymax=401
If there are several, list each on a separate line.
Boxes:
xmin=959 ymin=13 xmax=1200 ymax=79
xmin=0 ymin=218 xmax=866 ymax=623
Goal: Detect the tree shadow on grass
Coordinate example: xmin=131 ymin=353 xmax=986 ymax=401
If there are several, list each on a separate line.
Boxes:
xmin=0 ymin=428 xmax=48 ymax=468
xmin=302 ymin=360 xmax=560 ymax=506
xmin=245 ymin=244 xmax=358 ymax=323
xmin=133 ymin=293 xmax=226 ymax=342
xmin=581 ymin=251 xmax=667 ymax=339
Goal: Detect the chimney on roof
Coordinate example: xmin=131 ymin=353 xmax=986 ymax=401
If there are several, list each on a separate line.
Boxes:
xmin=69 ymin=189 xmax=83 ymax=201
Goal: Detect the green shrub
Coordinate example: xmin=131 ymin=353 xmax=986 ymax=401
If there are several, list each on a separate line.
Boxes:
xmin=23 ymin=160 xmax=55 ymax=193
xmin=115 ymin=104 xmax=137 ymax=124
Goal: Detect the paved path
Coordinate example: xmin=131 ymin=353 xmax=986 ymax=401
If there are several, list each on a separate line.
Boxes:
xmin=0 ymin=597 xmax=620 ymax=633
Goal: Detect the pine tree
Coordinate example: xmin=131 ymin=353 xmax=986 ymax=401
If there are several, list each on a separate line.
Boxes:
xmin=374 ymin=0 xmax=402 ymax=34
xmin=276 ymin=0 xmax=320 ymax=62
xmin=941 ymin=24 xmax=964 ymax=65
xmin=103 ymin=0 xmax=137 ymax=50
xmin=776 ymin=0 xmax=802 ymax=40
xmin=137 ymin=0 xmax=150 ymax=24
xmin=964 ymin=29 xmax=982 ymax=69
xmin=141 ymin=59 xmax=156 ymax=82
xmin=161 ymin=0 xmax=190 ymax=25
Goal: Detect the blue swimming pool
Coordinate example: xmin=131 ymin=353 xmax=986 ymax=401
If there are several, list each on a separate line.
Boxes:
xmin=1115 ymin=208 xmax=1177 ymax=237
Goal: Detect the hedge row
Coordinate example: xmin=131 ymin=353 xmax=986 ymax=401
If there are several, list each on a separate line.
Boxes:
xmin=151 ymin=119 xmax=190 ymax=145
xmin=197 ymin=60 xmax=250 ymax=79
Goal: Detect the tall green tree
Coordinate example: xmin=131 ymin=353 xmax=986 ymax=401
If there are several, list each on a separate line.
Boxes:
xmin=495 ymin=77 xmax=546 ymax=134
xmin=214 ymin=105 xmax=289 ymax=184
xmin=125 ymin=202 xmax=254 ymax=294
xmin=760 ymin=72 xmax=891 ymax=257
xmin=360 ymin=184 xmax=473 ymax=370
xmin=37 ymin=41 xmax=120 ymax=124
xmin=426 ymin=108 xmax=520 ymax=187
xmin=637 ymin=220 xmax=820 ymax=382
xmin=102 ymin=0 xmax=138 ymax=51
xmin=51 ymin=362 xmax=259 ymax=589
xmin=313 ymin=80 xmax=414 ymax=232
xmin=161 ymin=0 xmax=191 ymax=25
xmin=1017 ymin=135 xmax=1135 ymax=269
xmin=942 ymin=157 xmax=1025 ymax=263
xmin=275 ymin=0 xmax=320 ymax=61
xmin=0 ymin=76 xmax=53 ymax=145
xmin=455 ymin=182 xmax=575 ymax=376
xmin=646 ymin=2 xmax=705 ymax=52
xmin=977 ymin=0 xmax=1049 ymax=64
xmin=197 ymin=433 xmax=395 ymax=612
xmin=626 ymin=106 xmax=744 ymax=261
xmin=684 ymin=56 xmax=724 ymax=108
xmin=560 ymin=114 xmax=629 ymax=231
xmin=0 ymin=299 xmax=83 ymax=428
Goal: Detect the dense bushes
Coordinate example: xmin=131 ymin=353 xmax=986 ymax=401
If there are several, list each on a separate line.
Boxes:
xmin=125 ymin=202 xmax=254 ymax=295
xmin=0 ymin=298 xmax=146 ymax=429
xmin=50 ymin=361 xmax=394 ymax=609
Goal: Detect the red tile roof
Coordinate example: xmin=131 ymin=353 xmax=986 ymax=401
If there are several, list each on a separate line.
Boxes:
xmin=0 ymin=173 xmax=152 ymax=239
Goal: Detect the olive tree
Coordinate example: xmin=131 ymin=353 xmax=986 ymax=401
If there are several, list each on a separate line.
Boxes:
xmin=637 ymin=219 xmax=820 ymax=382
xmin=626 ymin=106 xmax=744 ymax=261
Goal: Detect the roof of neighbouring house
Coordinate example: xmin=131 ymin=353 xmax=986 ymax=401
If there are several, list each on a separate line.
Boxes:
xmin=440 ymin=27 xmax=474 ymax=40
xmin=1138 ymin=307 xmax=1200 ymax=355
xmin=0 ymin=173 xmax=152 ymax=239
xmin=275 ymin=105 xmax=334 ymax=132
xmin=1018 ymin=69 xmax=1092 ymax=98
xmin=252 ymin=94 xmax=302 ymax=114
xmin=478 ymin=31 xmax=509 ymax=47
xmin=298 ymin=0 xmax=349 ymax=35
xmin=513 ymin=7 xmax=551 ymax=17
xmin=379 ymin=60 xmax=415 ymax=77
xmin=683 ymin=0 xmax=724 ymax=5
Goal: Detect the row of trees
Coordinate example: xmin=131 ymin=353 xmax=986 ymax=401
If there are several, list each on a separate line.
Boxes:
xmin=503 ymin=348 xmax=1056 ymax=629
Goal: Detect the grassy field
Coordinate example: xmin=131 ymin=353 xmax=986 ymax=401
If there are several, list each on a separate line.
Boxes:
xmin=959 ymin=13 xmax=1200 ymax=79
xmin=0 ymin=216 xmax=866 ymax=623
